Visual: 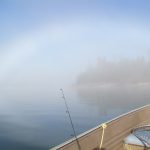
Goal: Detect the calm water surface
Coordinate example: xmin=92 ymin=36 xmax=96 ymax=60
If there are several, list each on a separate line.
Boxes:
xmin=0 ymin=90 xmax=144 ymax=150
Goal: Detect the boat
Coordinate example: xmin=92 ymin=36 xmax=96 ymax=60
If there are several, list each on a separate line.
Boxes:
xmin=50 ymin=105 xmax=150 ymax=150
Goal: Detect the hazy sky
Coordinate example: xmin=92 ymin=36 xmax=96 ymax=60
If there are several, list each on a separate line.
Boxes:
xmin=1 ymin=0 xmax=150 ymax=98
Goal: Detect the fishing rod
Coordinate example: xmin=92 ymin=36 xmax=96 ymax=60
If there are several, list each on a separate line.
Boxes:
xmin=60 ymin=89 xmax=81 ymax=150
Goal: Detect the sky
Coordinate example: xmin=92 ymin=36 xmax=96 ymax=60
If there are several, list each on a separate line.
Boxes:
xmin=1 ymin=0 xmax=150 ymax=106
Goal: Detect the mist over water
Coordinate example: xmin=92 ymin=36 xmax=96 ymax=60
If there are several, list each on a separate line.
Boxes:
xmin=75 ymin=58 xmax=150 ymax=112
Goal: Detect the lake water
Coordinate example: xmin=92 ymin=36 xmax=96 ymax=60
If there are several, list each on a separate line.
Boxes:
xmin=0 ymin=89 xmax=146 ymax=150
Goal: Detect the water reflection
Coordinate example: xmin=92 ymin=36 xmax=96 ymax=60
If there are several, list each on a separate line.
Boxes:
xmin=0 ymin=86 xmax=148 ymax=149
xmin=0 ymin=91 xmax=126 ymax=150
xmin=0 ymin=93 xmax=71 ymax=149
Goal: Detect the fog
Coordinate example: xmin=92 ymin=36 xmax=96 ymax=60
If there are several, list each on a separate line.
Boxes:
xmin=75 ymin=58 xmax=150 ymax=111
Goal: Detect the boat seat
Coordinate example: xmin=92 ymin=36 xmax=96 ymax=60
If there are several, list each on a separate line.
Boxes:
xmin=124 ymin=125 xmax=150 ymax=150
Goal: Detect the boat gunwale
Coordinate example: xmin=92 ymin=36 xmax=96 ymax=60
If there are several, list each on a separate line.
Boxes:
xmin=50 ymin=104 xmax=150 ymax=150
